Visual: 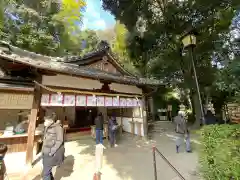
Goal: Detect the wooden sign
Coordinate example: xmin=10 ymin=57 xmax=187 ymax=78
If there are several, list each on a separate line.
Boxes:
xmin=63 ymin=95 xmax=75 ymax=106
xmin=105 ymin=97 xmax=113 ymax=106
xmin=97 ymin=96 xmax=105 ymax=106
xmin=167 ymin=105 xmax=172 ymax=111
xmin=41 ymin=94 xmax=49 ymax=106
xmin=50 ymin=94 xmax=63 ymax=106
xmin=87 ymin=95 xmax=97 ymax=106
xmin=0 ymin=92 xmax=33 ymax=109
xmin=76 ymin=95 xmax=86 ymax=106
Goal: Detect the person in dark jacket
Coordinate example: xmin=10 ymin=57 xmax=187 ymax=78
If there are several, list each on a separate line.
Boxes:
xmin=108 ymin=115 xmax=118 ymax=147
xmin=95 ymin=112 xmax=104 ymax=144
xmin=42 ymin=115 xmax=65 ymax=180
xmin=205 ymin=110 xmax=217 ymax=125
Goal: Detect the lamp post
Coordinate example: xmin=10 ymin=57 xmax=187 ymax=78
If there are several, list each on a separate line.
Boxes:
xmin=181 ymin=33 xmax=205 ymax=125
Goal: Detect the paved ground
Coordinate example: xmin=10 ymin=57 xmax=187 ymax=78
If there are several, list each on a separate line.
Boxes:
xmin=6 ymin=130 xmax=201 ymax=180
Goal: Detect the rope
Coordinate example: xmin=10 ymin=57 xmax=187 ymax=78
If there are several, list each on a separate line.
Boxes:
xmin=33 ymin=81 xmax=142 ymax=98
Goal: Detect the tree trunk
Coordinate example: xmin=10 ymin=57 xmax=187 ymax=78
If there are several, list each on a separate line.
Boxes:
xmin=192 ymin=91 xmax=201 ymax=128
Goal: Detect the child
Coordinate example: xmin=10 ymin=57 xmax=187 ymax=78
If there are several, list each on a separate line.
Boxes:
xmin=185 ymin=130 xmax=192 ymax=153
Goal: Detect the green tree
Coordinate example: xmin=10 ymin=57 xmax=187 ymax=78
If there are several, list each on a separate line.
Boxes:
xmin=102 ymin=0 xmax=240 ymax=126
xmin=0 ymin=0 xmax=86 ymax=56
xmin=79 ymin=29 xmax=99 ymax=56
xmin=112 ymin=21 xmax=138 ymax=74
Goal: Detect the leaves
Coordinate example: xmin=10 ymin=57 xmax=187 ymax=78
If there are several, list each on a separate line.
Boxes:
xmin=54 ymin=0 xmax=86 ymax=33
xmin=200 ymin=125 xmax=240 ymax=179
xmin=111 ymin=21 xmax=138 ymax=74
xmin=0 ymin=0 xmax=86 ymax=56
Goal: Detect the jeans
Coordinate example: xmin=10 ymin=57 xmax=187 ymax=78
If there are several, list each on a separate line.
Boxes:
xmin=96 ymin=129 xmax=103 ymax=144
xmin=175 ymin=134 xmax=184 ymax=153
xmin=109 ymin=130 xmax=116 ymax=146
xmin=42 ymin=163 xmax=54 ymax=180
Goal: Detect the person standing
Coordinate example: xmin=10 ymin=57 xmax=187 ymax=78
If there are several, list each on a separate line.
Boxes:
xmin=174 ymin=111 xmax=187 ymax=153
xmin=95 ymin=112 xmax=104 ymax=144
xmin=42 ymin=115 xmax=65 ymax=180
xmin=185 ymin=130 xmax=192 ymax=153
xmin=205 ymin=110 xmax=217 ymax=125
xmin=108 ymin=115 xmax=118 ymax=148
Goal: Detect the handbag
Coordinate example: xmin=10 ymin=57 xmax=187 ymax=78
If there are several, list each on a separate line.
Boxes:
xmin=111 ymin=125 xmax=118 ymax=131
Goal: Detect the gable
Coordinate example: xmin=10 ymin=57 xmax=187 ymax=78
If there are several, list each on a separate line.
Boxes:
xmin=68 ymin=50 xmax=133 ymax=76
xmin=86 ymin=56 xmax=122 ymax=75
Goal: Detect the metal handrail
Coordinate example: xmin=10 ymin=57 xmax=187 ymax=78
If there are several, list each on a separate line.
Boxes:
xmin=152 ymin=146 xmax=186 ymax=180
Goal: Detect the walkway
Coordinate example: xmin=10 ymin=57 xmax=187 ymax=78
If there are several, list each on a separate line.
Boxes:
xmin=7 ymin=131 xmax=201 ymax=180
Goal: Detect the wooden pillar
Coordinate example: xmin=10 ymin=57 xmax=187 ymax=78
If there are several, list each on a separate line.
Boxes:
xmin=142 ymin=94 xmax=148 ymax=138
xmin=120 ymin=108 xmax=123 ymax=136
xmin=26 ymin=76 xmax=42 ymax=165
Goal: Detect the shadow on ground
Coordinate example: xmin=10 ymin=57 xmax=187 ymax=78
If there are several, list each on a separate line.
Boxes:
xmin=32 ymin=155 xmax=74 ymax=180
xmin=74 ymin=131 xmax=201 ymax=180
xmin=18 ymin=131 xmax=200 ymax=180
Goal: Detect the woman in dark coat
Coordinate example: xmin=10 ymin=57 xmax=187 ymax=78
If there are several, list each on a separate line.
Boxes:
xmin=108 ymin=115 xmax=118 ymax=147
xmin=42 ymin=115 xmax=65 ymax=180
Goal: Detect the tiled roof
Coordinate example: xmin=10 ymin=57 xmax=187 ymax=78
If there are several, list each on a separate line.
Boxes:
xmin=0 ymin=41 xmax=163 ymax=86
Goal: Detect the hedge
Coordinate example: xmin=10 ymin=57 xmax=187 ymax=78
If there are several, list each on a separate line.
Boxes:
xmin=199 ymin=124 xmax=240 ymax=180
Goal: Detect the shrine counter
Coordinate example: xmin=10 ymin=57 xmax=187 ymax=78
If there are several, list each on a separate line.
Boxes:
xmin=0 ymin=132 xmax=42 ymax=153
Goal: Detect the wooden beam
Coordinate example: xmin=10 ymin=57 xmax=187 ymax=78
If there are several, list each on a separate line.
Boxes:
xmin=25 ymin=76 xmax=42 ymax=165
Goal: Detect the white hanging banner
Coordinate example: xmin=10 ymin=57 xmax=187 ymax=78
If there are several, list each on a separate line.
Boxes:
xmin=76 ymin=95 xmax=86 ymax=106
xmin=97 ymin=96 xmax=105 ymax=106
xmin=40 ymin=93 xmax=141 ymax=107
xmin=63 ymin=95 xmax=75 ymax=106
xmin=50 ymin=94 xmax=63 ymax=106
xmin=105 ymin=97 xmax=113 ymax=106
xmin=133 ymin=99 xmax=138 ymax=107
xmin=87 ymin=95 xmax=97 ymax=106
xmin=137 ymin=99 xmax=142 ymax=107
xmin=120 ymin=98 xmax=127 ymax=107
xmin=41 ymin=94 xmax=49 ymax=106
xmin=126 ymin=98 xmax=133 ymax=107
xmin=112 ymin=97 xmax=119 ymax=107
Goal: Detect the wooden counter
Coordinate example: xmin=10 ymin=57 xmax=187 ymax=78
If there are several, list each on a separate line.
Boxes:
xmin=0 ymin=133 xmax=42 ymax=153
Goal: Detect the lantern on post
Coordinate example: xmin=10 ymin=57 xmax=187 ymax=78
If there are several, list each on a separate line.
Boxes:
xmin=181 ymin=30 xmax=205 ymax=125
xmin=181 ymin=34 xmax=196 ymax=48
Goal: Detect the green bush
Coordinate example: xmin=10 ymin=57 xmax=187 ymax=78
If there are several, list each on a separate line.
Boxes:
xmin=199 ymin=124 xmax=240 ymax=180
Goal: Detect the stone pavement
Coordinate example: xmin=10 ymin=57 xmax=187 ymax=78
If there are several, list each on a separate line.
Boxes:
xmin=6 ymin=131 xmax=201 ymax=180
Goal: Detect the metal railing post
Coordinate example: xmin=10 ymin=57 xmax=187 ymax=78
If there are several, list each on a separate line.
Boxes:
xmin=152 ymin=146 xmax=157 ymax=180
xmin=155 ymin=148 xmax=186 ymax=180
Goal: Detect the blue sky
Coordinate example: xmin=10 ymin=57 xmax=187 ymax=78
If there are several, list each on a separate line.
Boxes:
xmin=82 ymin=0 xmax=116 ymax=30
